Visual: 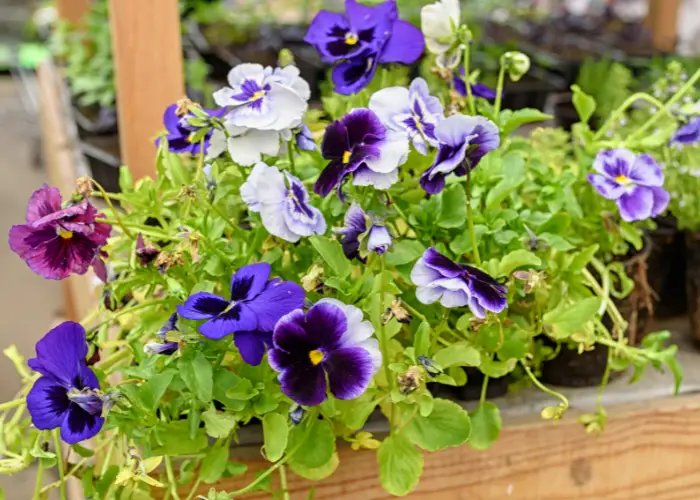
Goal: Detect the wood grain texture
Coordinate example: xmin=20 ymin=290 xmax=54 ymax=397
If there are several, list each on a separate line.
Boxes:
xmin=108 ymin=0 xmax=185 ymax=180
xmin=184 ymin=394 xmax=700 ymax=500
xmin=648 ymin=0 xmax=681 ymax=52
xmin=56 ymin=0 xmax=92 ymax=25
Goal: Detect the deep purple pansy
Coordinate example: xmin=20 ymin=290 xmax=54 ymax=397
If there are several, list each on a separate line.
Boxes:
xmin=420 ymin=114 xmax=500 ymax=194
xmin=26 ymin=322 xmax=104 ymax=444
xmin=306 ymin=0 xmax=424 ymax=94
xmin=9 ymin=185 xmax=112 ymax=280
xmin=670 ymin=116 xmax=700 ymax=147
xmin=587 ymin=149 xmax=670 ymax=222
xmin=453 ymin=68 xmax=500 ymax=100
xmin=411 ymin=247 xmax=507 ymax=318
xmin=335 ymin=203 xmax=392 ymax=261
xmin=268 ymin=299 xmax=382 ymax=406
xmin=135 ymin=234 xmax=159 ymax=267
xmin=315 ymin=109 xmax=408 ymax=199
xmin=177 ymin=263 xmax=305 ymax=365
xmin=156 ymin=104 xmax=225 ymax=155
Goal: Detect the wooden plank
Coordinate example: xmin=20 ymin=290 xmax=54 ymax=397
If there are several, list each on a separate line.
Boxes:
xmin=648 ymin=0 xmax=681 ymax=52
xmin=56 ymin=0 xmax=93 ymax=25
xmin=176 ymin=394 xmax=700 ymax=499
xmin=108 ymin=0 xmax=185 ymax=180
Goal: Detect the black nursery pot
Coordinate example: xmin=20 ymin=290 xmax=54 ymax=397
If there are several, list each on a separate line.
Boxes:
xmin=451 ymin=367 xmax=509 ymax=402
xmin=541 ymin=341 xmax=610 ymax=388
xmin=81 ymin=134 xmax=122 ymax=194
xmin=684 ymin=232 xmax=700 ymax=346
xmin=648 ymin=218 xmax=687 ymax=318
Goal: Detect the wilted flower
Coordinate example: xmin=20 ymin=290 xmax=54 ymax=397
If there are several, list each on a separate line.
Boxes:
xmin=336 ymin=203 xmax=392 ymax=261
xmin=295 ymin=124 xmax=317 ymax=151
xmin=670 ymin=116 xmax=700 ymax=147
xmin=241 ymin=162 xmax=326 ymax=243
xmin=269 ymin=299 xmax=381 ymax=406
xmin=156 ymin=103 xmax=224 ymax=155
xmin=9 ymin=185 xmax=111 ymax=280
xmin=213 ymin=64 xmax=310 ymax=132
xmin=306 ymin=0 xmax=424 ymax=95
xmin=411 ymin=247 xmax=507 ymax=318
xmin=26 ymin=322 xmax=104 ymax=444
xmin=135 ymin=234 xmax=159 ymax=267
xmin=501 ymin=51 xmax=530 ymax=82
xmin=421 ymin=0 xmax=460 ymax=57
xmin=315 ymin=109 xmax=409 ymax=198
xmin=157 ymin=313 xmax=179 ymax=340
xmin=587 ymin=149 xmax=670 ymax=222
xmin=144 ymin=341 xmax=179 ymax=356
xmin=177 ymin=263 xmax=305 ymax=365
xmin=369 ymin=78 xmax=444 ymax=155
xmin=420 ymin=115 xmax=500 ymax=194
xmin=397 ymin=366 xmax=422 ymax=394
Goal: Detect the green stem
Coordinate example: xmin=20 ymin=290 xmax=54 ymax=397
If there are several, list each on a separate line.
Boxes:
xmin=94 ymin=219 xmax=177 ymax=241
xmin=401 ymin=301 xmax=426 ymax=322
xmin=91 ymin=179 xmax=134 ymax=239
xmin=582 ymin=266 xmax=627 ymax=338
xmin=378 ymin=255 xmax=396 ymax=433
xmin=32 ymin=457 xmax=44 ymax=500
xmin=164 ymin=455 xmax=181 ymax=500
xmin=195 ymin=139 xmax=205 ymax=184
xmin=279 ymin=464 xmax=290 ymax=500
xmin=0 ymin=398 xmax=24 ymax=412
xmin=465 ymin=167 xmax=481 ymax=265
xmin=479 ymin=374 xmax=489 ymax=404
xmin=287 ymin=142 xmax=296 ymax=172
xmin=185 ymin=478 xmax=202 ymax=500
xmin=628 ymin=67 xmax=700 ymax=142
xmin=461 ymin=41 xmax=476 ymax=115
xmin=92 ymin=298 xmax=172 ymax=332
xmin=493 ymin=63 xmax=506 ymax=119
xmin=593 ymin=93 xmax=673 ymax=141
xmin=203 ymin=198 xmax=237 ymax=235
xmin=521 ymin=362 xmax=569 ymax=410
xmin=52 ymin=430 xmax=66 ymax=500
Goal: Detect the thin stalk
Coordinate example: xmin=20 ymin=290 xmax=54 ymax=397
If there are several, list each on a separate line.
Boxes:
xmin=202 ymin=197 xmax=237 ymax=234
xmin=479 ymin=374 xmax=489 ymax=404
xmin=195 ymin=139 xmax=205 ymax=184
xmin=279 ymin=464 xmax=290 ymax=500
xmin=521 ymin=362 xmax=569 ymax=410
xmin=287 ymin=143 xmax=296 ymax=171
xmin=52 ymin=430 xmax=66 ymax=500
xmin=593 ymin=93 xmax=673 ymax=141
xmin=91 ymin=179 xmax=134 ymax=239
xmin=493 ymin=63 xmax=506 ymax=118
xmin=32 ymin=457 xmax=44 ymax=500
xmin=92 ymin=298 xmax=171 ymax=332
xmin=185 ymin=478 xmax=202 ymax=500
xmin=401 ymin=301 xmax=426 ymax=322
xmin=0 ymin=398 xmax=24 ymax=412
xmin=94 ymin=219 xmax=176 ymax=241
xmin=164 ymin=455 xmax=181 ymax=500
xmin=378 ymin=255 xmax=396 ymax=433
xmin=465 ymin=167 xmax=481 ymax=265
xmin=461 ymin=42 xmax=476 ymax=115
xmin=582 ymin=267 xmax=627 ymax=338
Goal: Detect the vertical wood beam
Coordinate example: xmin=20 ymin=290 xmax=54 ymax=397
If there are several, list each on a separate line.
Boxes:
xmin=56 ymin=0 xmax=92 ymax=25
xmin=648 ymin=0 xmax=681 ymax=52
xmin=108 ymin=0 xmax=185 ymax=180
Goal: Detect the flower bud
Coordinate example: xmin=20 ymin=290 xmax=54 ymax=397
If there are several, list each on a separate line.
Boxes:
xmin=501 ymin=51 xmax=530 ymax=82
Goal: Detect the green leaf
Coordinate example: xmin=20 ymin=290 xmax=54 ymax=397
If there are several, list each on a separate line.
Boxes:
xmin=438 ymin=184 xmax=467 ymax=228
xmin=309 ymin=236 xmax=352 ymax=278
xmin=386 ymin=240 xmax=426 ymax=266
xmin=263 ymin=413 xmax=289 ymax=462
xmin=498 ymin=249 xmax=542 ymax=275
xmin=337 ymin=399 xmax=377 ymax=430
xmin=414 ymin=321 xmax=430 ymax=357
xmin=480 ymin=357 xmax=517 ymax=378
xmin=165 ymin=151 xmax=190 ymax=186
xmin=469 ymin=402 xmax=502 ymax=450
xmin=179 ymin=351 xmax=213 ymax=403
xmin=152 ymin=421 xmax=208 ymax=455
xmin=499 ymin=108 xmax=552 ymax=136
xmin=569 ymin=244 xmax=599 ymax=272
xmin=119 ymin=166 xmax=133 ymax=192
xmin=485 ymin=153 xmax=526 ymax=209
xmin=289 ymin=452 xmax=339 ymax=481
xmin=225 ymin=378 xmax=258 ymax=401
xmin=200 ymin=443 xmax=230 ymax=484
xmin=71 ymin=443 xmax=95 ymax=458
xmin=201 ymin=406 xmax=237 ymax=439
xmin=571 ymin=84 xmax=596 ymax=123
xmin=140 ymin=371 xmax=175 ymax=411
xmin=433 ymin=343 xmax=481 ymax=368
xmin=377 ymin=433 xmax=423 ymax=496
xmin=406 ymin=398 xmax=471 ymax=451
xmin=288 ymin=419 xmax=335 ymax=469
xmin=543 ymin=297 xmax=603 ymax=339
xmin=96 ymin=466 xmax=119 ymax=498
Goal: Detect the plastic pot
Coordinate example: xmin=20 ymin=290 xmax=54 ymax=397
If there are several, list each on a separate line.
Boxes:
xmin=647 ymin=217 xmax=686 ymax=318
xmin=81 ymin=134 xmax=121 ymax=194
xmin=451 ymin=368 xmax=509 ymax=402
xmin=685 ymin=232 xmax=700 ymax=346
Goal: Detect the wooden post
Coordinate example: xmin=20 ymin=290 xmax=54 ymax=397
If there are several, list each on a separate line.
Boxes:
xmin=108 ymin=0 xmax=185 ymax=180
xmin=56 ymin=0 xmax=92 ymax=25
xmin=648 ymin=0 xmax=681 ymax=52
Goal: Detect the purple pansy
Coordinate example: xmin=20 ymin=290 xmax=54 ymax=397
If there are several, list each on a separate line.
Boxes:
xmin=295 ymin=124 xmax=317 ymax=152
xmin=26 ymin=322 xmax=104 ymax=444
xmin=156 ymin=104 xmax=224 ymax=155
xmin=670 ymin=116 xmax=700 ymax=147
xmin=177 ymin=263 xmax=305 ymax=365
xmin=315 ymin=109 xmax=409 ymax=199
xmin=144 ymin=341 xmax=179 ymax=356
xmin=369 ymin=78 xmax=444 ymax=155
xmin=420 ymin=114 xmax=500 ymax=195
xmin=306 ymin=0 xmax=424 ymax=95
xmin=411 ymin=247 xmax=507 ymax=318
xmin=453 ymin=68 xmax=500 ymax=100
xmin=268 ymin=299 xmax=382 ymax=406
xmin=335 ymin=203 xmax=392 ymax=261
xmin=135 ymin=234 xmax=159 ymax=267
xmin=9 ymin=185 xmax=112 ymax=280
xmin=241 ymin=162 xmax=326 ymax=243
xmin=587 ymin=149 xmax=670 ymax=222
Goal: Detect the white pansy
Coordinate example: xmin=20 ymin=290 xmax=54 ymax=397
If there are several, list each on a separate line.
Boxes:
xmin=421 ymin=0 xmax=460 ymax=56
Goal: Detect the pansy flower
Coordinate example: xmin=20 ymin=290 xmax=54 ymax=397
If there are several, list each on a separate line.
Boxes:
xmin=420 ymin=115 xmax=500 ymax=194
xmin=241 ymin=162 xmax=326 ymax=243
xmin=315 ymin=109 xmax=409 ymax=198
xmin=670 ymin=116 xmax=700 ymax=147
xmin=208 ymin=125 xmax=282 ymax=167
xmin=369 ymin=78 xmax=444 ymax=155
xmin=588 ymin=149 xmax=670 ymax=222
xmin=213 ymin=64 xmax=310 ymax=132
xmin=306 ymin=0 xmax=424 ymax=95
xmin=156 ymin=104 xmax=225 ymax=155
xmin=26 ymin=322 xmax=104 ymax=444
xmin=177 ymin=263 xmax=305 ymax=365
xmin=295 ymin=124 xmax=317 ymax=152
xmin=268 ymin=299 xmax=382 ymax=406
xmin=9 ymin=185 xmax=112 ymax=280
xmin=453 ymin=68 xmax=499 ymax=100
xmin=335 ymin=203 xmax=392 ymax=261
xmin=411 ymin=247 xmax=507 ymax=318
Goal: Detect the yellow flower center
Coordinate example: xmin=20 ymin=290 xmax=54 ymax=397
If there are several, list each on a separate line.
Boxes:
xmin=414 ymin=115 xmax=424 ymax=131
xmin=252 ymin=90 xmax=266 ymax=101
xmin=309 ymin=349 xmax=325 ymax=365
xmin=345 ymin=33 xmax=359 ymax=46
xmin=342 ymin=151 xmax=352 ymax=164
xmin=57 ymin=228 xmax=73 ymax=239
xmin=615 ymin=175 xmax=630 ymax=185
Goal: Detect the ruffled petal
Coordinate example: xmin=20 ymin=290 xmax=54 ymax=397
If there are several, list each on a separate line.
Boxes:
xmin=650 ymin=186 xmax=670 ymax=217
xmin=304 ymin=302 xmax=347 ymax=350
xmin=325 ymin=346 xmax=373 ymax=400
xmin=246 ymin=281 xmax=306 ymax=331
xmin=28 ymin=322 xmax=87 ymax=386
xmin=630 ymin=154 xmax=664 ymax=187
xmin=278 ymin=363 xmax=327 ymax=406
xmin=587 ymin=173 xmax=625 ymax=200
xmin=272 ymin=309 xmax=316 ymax=355
xmin=618 ymin=186 xmax=654 ymax=222
xmin=410 ymin=257 xmax=443 ymax=286
xmin=199 ymin=303 xmax=258 ymax=340
xmin=230 ymin=263 xmax=271 ymax=301
xmin=60 ymin=408 xmax=104 ymax=444
xmin=234 ymin=331 xmax=272 ymax=366
xmin=26 ymin=185 xmax=62 ymax=224
xmin=27 ymin=377 xmax=70 ymax=430
xmin=352 ymin=166 xmax=399 ymax=190
xmin=379 ymin=20 xmax=425 ymax=64
xmin=176 ymin=292 xmax=229 ymax=321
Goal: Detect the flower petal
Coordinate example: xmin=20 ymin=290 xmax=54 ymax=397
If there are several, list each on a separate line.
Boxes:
xmin=422 ymin=247 xmax=463 ymax=277
xmin=278 ymin=363 xmax=327 ymax=406
xmin=332 ymin=53 xmax=379 ymax=95
xmin=439 ymin=289 xmax=470 ymax=308
xmin=650 ymin=186 xmax=670 ymax=217
xmin=352 ymin=166 xmax=399 ymax=190
xmin=325 ymin=346 xmax=373 ymax=400
xmin=227 ymin=129 xmax=281 ymax=166
xmin=247 ymin=281 xmax=306 ymax=331
xmin=28 ymin=322 xmax=87 ymax=386
xmin=587 ymin=174 xmax=625 ymax=200
xmin=26 ymin=185 xmax=62 ymax=224
xmin=60 ymin=408 xmax=104 ymax=444
xmin=410 ymin=256 xmax=443 ymax=286
xmin=415 ymin=285 xmax=444 ymax=304
xmin=618 ymin=186 xmax=654 ymax=222
xmin=199 ymin=303 xmax=258 ymax=340
xmin=272 ymin=309 xmax=316 ymax=355
xmin=364 ymin=130 xmax=409 ymax=174
xmin=27 ymin=377 xmax=70 ymax=430
xmin=230 ymin=263 xmax=271 ymax=301
xmin=317 ymin=298 xmax=374 ymax=347
xmin=234 ymin=331 xmax=272 ymax=366
xmin=368 ymin=86 xmax=410 ymax=129
xmin=379 ymin=20 xmax=425 ymax=64
xmin=176 ymin=292 xmax=229 ymax=321
xmin=629 ymin=154 xmax=664 ymax=187
xmin=594 ymin=148 xmax=635 ymax=178
xmin=240 ymin=162 xmax=287 ymax=212
xmin=305 ymin=302 xmax=347 ymax=350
